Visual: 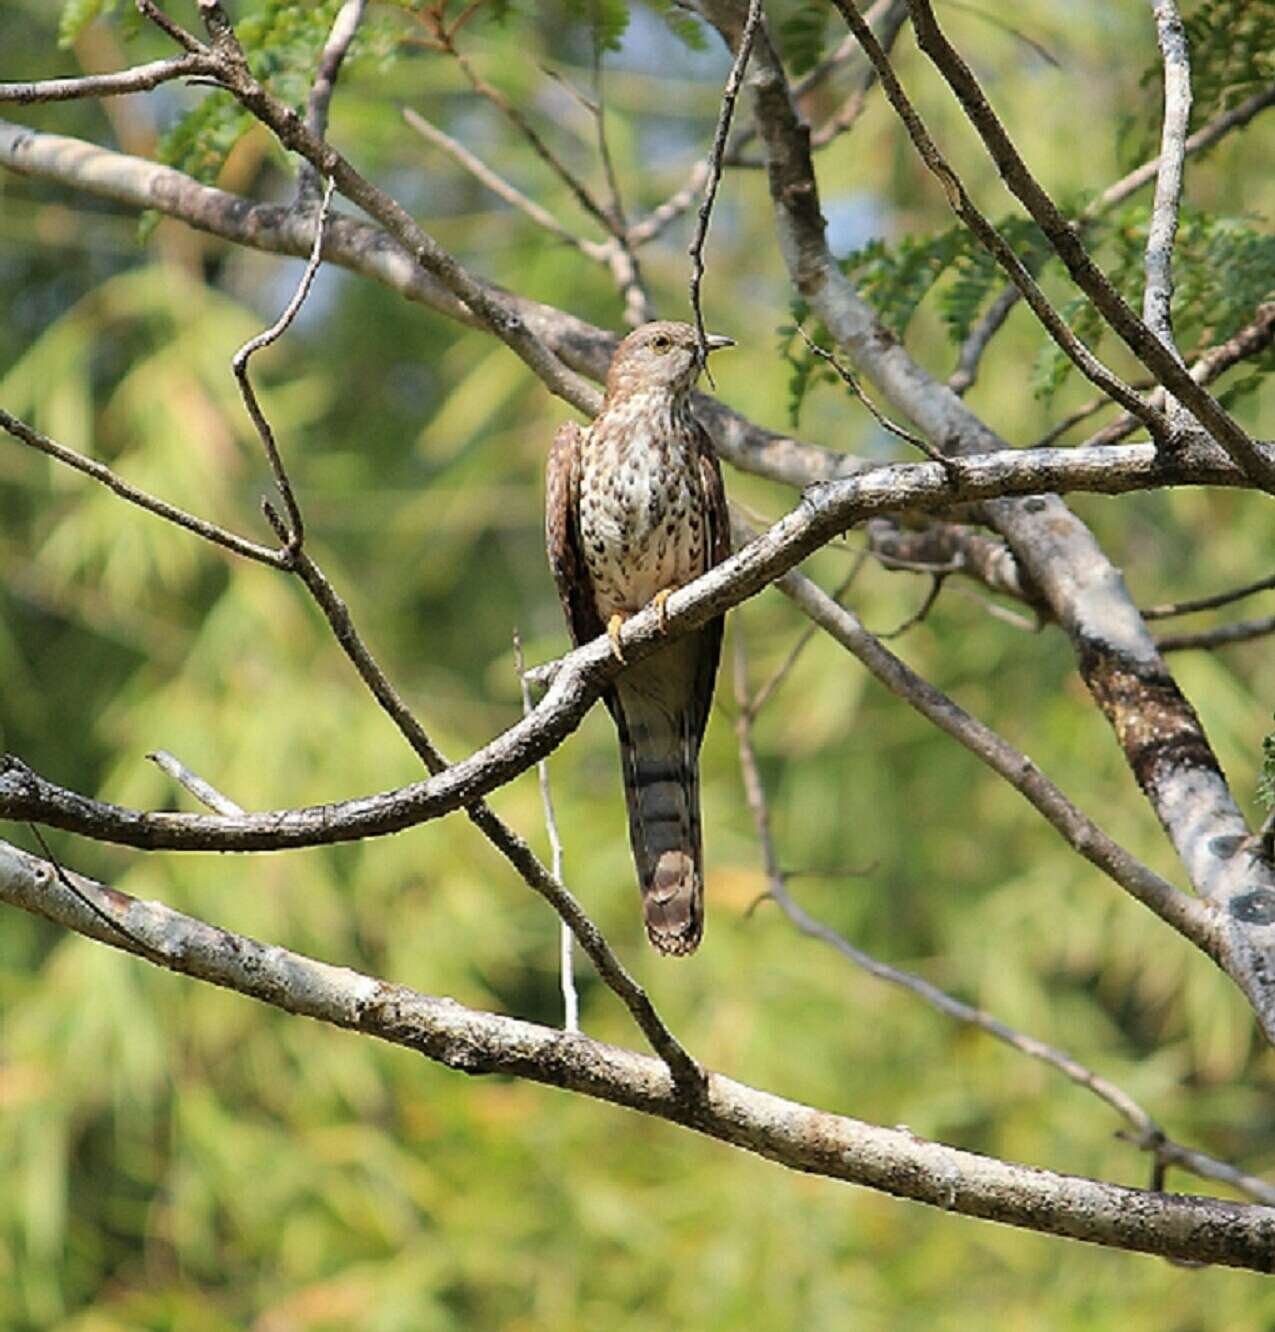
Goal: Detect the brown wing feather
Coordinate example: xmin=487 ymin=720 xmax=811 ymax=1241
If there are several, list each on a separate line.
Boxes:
xmin=686 ymin=422 xmax=730 ymax=748
xmin=546 ymin=420 xmax=604 ymax=649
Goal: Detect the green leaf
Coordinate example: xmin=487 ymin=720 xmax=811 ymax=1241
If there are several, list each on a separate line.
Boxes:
xmin=57 ymin=0 xmax=116 ymax=48
xmin=1182 ymin=0 xmax=1275 ymax=126
xmin=1029 ymin=296 xmax=1105 ymax=403
xmin=779 ymin=3 xmax=830 ymax=76
xmin=155 ymin=90 xmax=254 ymax=189
xmin=646 ymin=0 xmax=706 ymax=50
xmin=568 ymin=0 xmax=630 ymax=52
xmin=152 ymin=0 xmax=352 ymax=194
xmin=841 ymin=229 xmax=969 ymax=337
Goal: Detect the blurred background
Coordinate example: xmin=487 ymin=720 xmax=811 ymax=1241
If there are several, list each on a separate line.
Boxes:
xmin=2 ymin=0 xmax=1275 ymax=1326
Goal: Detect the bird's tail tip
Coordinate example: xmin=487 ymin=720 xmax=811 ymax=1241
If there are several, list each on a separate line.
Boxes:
xmin=643 ymin=849 xmax=703 ymax=957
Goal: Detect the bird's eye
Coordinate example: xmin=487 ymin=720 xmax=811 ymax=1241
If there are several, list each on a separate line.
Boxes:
xmin=651 ymin=334 xmax=671 ymax=354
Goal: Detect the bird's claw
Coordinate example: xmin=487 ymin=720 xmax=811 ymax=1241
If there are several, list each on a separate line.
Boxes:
xmin=607 ymin=612 xmax=627 ymax=663
xmin=652 ymin=587 xmax=674 ymax=634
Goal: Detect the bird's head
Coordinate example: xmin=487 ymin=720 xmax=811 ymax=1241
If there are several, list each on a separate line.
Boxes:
xmin=604 ymin=320 xmax=734 ymax=400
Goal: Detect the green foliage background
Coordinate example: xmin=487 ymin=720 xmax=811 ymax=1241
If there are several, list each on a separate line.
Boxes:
xmin=2 ymin=0 xmax=1275 ymax=1325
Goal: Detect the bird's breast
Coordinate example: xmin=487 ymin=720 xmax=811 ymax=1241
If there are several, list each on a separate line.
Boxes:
xmin=578 ymin=394 xmax=708 ymax=615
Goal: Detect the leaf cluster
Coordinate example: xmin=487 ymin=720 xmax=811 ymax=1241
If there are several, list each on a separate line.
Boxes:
xmin=781 ymin=201 xmax=1273 ymax=412
xmin=1033 ymin=204 xmax=1275 ymax=403
xmin=779 ymin=217 xmax=1051 ymax=420
xmin=1181 ymin=0 xmax=1275 ymax=126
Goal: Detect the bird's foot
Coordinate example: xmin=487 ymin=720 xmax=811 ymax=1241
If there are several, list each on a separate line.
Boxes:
xmin=652 ymin=587 xmax=675 ymax=634
xmin=607 ymin=612 xmax=628 ymax=662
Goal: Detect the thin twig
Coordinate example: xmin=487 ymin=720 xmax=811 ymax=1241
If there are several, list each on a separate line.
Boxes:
xmin=147 ymin=750 xmax=245 ymax=816
xmin=0 ymin=408 xmax=284 ymax=568
xmin=1142 ymin=0 xmax=1192 ymax=427
xmin=415 ymin=8 xmax=654 ymax=337
xmin=1143 ymin=571 xmax=1275 ymax=621
xmin=28 ymin=825 xmax=162 ymax=960
xmin=688 ymin=0 xmax=765 ymax=367
xmin=437 ymin=26 xmax=617 ymax=239
xmin=873 ymin=572 xmax=946 ymax=639
xmin=797 ymin=326 xmax=953 ymax=464
xmin=230 ymin=175 xmax=336 ymax=549
xmin=515 ymin=630 xmax=578 ymax=1034
xmin=1032 ymin=392 xmax=1128 ymax=448
xmin=585 ymin=50 xmax=655 ymax=326
xmin=0 ymin=53 xmax=214 ymax=103
xmin=298 ymin=0 xmax=367 ymax=201
xmin=1157 ymin=615 xmax=1275 ymax=653
xmin=402 ymin=107 xmax=607 ymax=257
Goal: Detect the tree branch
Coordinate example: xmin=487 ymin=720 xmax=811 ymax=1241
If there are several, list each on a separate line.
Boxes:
xmin=133 ymin=4 xmax=602 ymax=417
xmin=1144 ymin=570 xmax=1275 ymax=621
xmin=5 ymin=425 xmax=1270 ymax=849
xmin=0 ymin=119 xmax=862 ymax=489
xmin=949 ymin=83 xmax=1275 ymax=393
xmin=3 ymin=836 xmax=1274 ymax=1270
xmin=0 ymin=407 xmax=285 ymax=568
xmin=1142 ymin=0 xmax=1192 ymax=427
xmin=402 ymin=105 xmax=609 ymax=259
xmin=1158 ymin=615 xmax=1275 ymax=654
xmin=0 ymin=53 xmax=215 ymax=103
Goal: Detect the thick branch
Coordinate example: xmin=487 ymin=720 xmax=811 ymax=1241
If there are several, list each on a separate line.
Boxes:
xmin=3 ymin=837 xmax=1273 ymax=1270
xmin=4 ymin=430 xmax=1271 ymax=848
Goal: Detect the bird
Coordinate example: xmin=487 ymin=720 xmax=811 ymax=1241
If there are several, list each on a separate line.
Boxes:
xmin=546 ymin=320 xmax=733 ymax=956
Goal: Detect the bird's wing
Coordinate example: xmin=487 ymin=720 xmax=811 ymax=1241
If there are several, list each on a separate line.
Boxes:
xmin=697 ymin=423 xmax=731 ymax=568
xmin=546 ymin=420 xmax=604 ymax=648
xmin=687 ymin=422 xmax=730 ymax=746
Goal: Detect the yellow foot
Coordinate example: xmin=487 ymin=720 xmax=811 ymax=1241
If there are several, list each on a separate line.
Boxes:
xmin=607 ymin=612 xmax=628 ymax=663
xmin=652 ymin=587 xmax=675 ymax=633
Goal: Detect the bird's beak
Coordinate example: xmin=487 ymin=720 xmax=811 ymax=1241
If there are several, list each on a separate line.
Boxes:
xmin=704 ymin=334 xmax=736 ymax=354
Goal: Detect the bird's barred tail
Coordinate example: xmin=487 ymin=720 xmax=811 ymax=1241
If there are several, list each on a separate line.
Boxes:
xmin=613 ymin=656 xmax=706 ymax=957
